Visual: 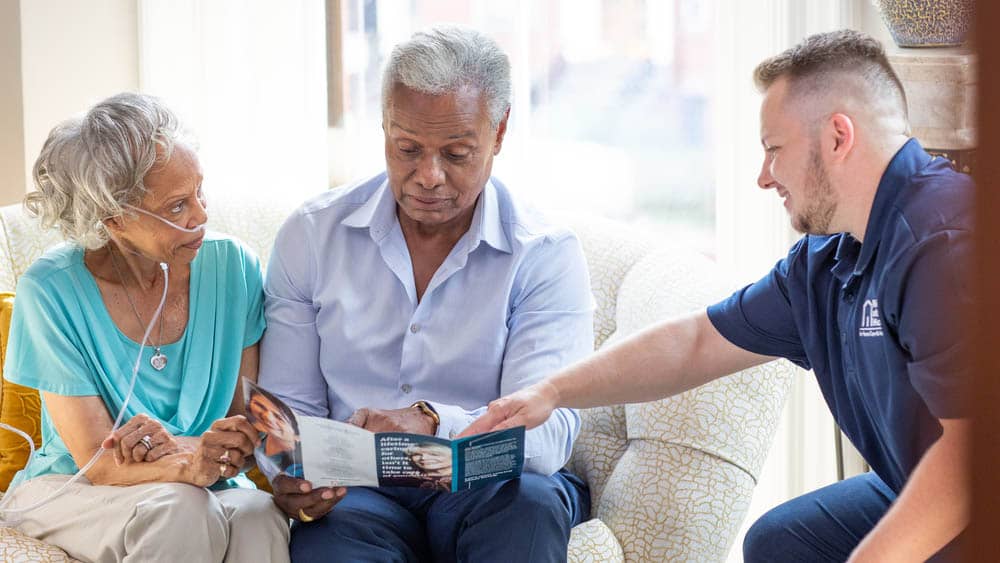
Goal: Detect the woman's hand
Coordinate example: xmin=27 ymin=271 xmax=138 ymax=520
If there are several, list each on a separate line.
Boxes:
xmin=187 ymin=415 xmax=261 ymax=487
xmin=101 ymin=413 xmax=180 ymax=464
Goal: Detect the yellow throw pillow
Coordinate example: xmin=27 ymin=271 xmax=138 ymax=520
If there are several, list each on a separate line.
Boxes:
xmin=0 ymin=292 xmax=43 ymax=491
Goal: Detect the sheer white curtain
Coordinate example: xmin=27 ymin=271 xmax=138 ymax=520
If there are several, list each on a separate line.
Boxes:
xmin=714 ymin=1 xmax=864 ymax=560
xmin=137 ymin=0 xmax=328 ymax=203
xmin=328 ymin=0 xmax=718 ymax=252
xmin=131 ymin=1 xmax=870 ymax=557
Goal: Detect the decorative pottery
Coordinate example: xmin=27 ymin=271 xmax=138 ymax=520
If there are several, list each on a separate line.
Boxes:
xmin=873 ymin=0 xmax=974 ymax=47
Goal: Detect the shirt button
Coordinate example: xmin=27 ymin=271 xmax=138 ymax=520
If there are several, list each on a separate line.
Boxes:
xmin=409 ymin=323 xmax=420 ymax=333
xmin=401 ymin=384 xmax=412 ymax=393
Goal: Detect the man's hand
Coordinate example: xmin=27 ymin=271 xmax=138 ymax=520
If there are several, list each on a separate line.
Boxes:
xmin=347 ymin=406 xmax=436 ymax=435
xmin=272 ymin=475 xmax=346 ymax=522
xmin=458 ymin=381 xmax=559 ymax=438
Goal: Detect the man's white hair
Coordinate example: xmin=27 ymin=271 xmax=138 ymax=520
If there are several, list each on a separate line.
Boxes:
xmin=381 ymin=25 xmax=511 ymax=128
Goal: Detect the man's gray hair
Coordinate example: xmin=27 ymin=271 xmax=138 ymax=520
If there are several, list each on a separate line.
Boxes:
xmin=24 ymin=92 xmax=193 ymax=249
xmin=381 ymin=25 xmax=511 ymax=128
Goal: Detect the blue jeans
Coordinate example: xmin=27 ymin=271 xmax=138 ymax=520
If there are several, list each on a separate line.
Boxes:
xmin=744 ymin=472 xmax=964 ymax=562
xmin=290 ymin=469 xmax=590 ymax=563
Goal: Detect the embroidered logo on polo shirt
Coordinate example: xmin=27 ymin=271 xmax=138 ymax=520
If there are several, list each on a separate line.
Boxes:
xmin=860 ymin=299 xmax=883 ymax=337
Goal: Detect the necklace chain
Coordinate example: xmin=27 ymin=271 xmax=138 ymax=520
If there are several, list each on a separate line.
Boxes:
xmin=108 ymin=247 xmax=166 ymax=361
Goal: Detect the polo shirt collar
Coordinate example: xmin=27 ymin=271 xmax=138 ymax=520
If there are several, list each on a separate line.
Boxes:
xmin=341 ymin=176 xmax=512 ymax=254
xmin=831 ymin=234 xmax=861 ymax=284
xmin=854 ymin=137 xmax=931 ymax=276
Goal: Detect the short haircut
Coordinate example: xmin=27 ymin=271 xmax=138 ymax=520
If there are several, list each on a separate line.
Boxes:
xmin=25 ymin=92 xmax=194 ymax=249
xmin=753 ymin=29 xmax=908 ymax=127
xmin=381 ymin=25 xmax=511 ymax=128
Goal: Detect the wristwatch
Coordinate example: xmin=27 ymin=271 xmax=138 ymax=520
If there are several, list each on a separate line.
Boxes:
xmin=410 ymin=400 xmax=440 ymax=433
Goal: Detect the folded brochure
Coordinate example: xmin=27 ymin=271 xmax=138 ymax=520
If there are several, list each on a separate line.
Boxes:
xmin=243 ymin=378 xmax=525 ymax=492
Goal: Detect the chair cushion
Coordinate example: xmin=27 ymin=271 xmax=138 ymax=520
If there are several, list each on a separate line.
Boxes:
xmin=0 ymin=210 xmax=62 ymax=294
xmin=568 ymin=518 xmax=624 ymax=563
xmin=566 ymin=216 xmax=651 ymax=350
xmin=0 ymin=294 xmax=41 ymax=491
xmin=598 ymin=441 xmax=755 ymax=562
xmin=613 ymin=248 xmax=793 ymax=478
xmin=0 ymin=525 xmax=79 ymax=562
xmin=566 ymin=404 xmax=627 ymax=508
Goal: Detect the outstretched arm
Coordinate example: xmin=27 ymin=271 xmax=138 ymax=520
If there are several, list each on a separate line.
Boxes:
xmin=461 ymin=310 xmax=773 ymax=435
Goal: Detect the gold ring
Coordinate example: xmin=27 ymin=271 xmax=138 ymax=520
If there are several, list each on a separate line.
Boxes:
xmin=298 ymin=508 xmax=315 ymax=523
xmin=219 ymin=450 xmax=231 ymax=464
xmin=219 ymin=463 xmax=228 ymax=477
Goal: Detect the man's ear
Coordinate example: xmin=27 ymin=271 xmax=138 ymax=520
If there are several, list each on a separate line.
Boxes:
xmin=828 ymin=113 xmax=856 ymax=163
xmin=493 ymin=107 xmax=511 ymax=156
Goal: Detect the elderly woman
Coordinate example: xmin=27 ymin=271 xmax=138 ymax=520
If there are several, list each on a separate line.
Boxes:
xmin=1 ymin=93 xmax=289 ymax=562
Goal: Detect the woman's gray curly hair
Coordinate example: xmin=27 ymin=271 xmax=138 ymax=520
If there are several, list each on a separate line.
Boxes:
xmin=381 ymin=25 xmax=512 ymax=128
xmin=24 ymin=92 xmax=194 ymax=249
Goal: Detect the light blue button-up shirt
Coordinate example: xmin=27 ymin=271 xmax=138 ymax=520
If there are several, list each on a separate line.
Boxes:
xmin=258 ymin=173 xmax=594 ymax=475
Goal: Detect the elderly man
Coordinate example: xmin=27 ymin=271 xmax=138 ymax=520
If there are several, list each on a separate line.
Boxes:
xmin=465 ymin=30 xmax=972 ymax=562
xmin=258 ymin=26 xmax=591 ymax=562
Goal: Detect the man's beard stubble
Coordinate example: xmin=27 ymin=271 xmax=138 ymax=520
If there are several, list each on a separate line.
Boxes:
xmin=793 ymin=146 xmax=837 ymax=235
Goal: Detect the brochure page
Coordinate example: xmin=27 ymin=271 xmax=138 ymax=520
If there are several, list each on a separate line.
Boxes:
xmin=243 ymin=379 xmax=525 ymax=492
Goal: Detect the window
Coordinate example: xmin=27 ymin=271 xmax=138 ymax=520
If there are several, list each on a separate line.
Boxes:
xmin=329 ymin=0 xmax=718 ymax=254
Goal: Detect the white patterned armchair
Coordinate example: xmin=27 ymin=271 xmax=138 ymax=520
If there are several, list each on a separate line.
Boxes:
xmin=0 ymin=196 xmax=793 ymax=562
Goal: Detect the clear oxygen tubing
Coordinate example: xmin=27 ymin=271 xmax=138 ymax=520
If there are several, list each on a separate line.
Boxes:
xmin=124 ymin=204 xmax=207 ymax=233
xmin=0 ymin=260 xmax=170 ymax=521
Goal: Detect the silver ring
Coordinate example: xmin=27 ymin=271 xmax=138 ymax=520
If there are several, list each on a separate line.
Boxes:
xmin=139 ymin=435 xmax=153 ymax=451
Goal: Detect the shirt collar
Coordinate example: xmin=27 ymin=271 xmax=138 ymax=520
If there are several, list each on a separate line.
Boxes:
xmin=341 ymin=176 xmax=512 ymax=254
xmin=831 ymin=234 xmax=861 ymax=283
xmin=854 ymin=137 xmax=932 ymax=275
xmin=342 ymin=177 xmax=397 ymax=242
xmin=476 ymin=179 xmax=512 ymax=254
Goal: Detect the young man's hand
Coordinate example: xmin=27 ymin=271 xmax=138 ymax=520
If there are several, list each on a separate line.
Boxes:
xmin=458 ymin=381 xmax=559 ymax=438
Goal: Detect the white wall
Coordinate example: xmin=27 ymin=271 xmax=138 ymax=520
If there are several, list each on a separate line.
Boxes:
xmin=0 ymin=0 xmax=25 ymax=207
xmin=6 ymin=0 xmax=139 ymax=205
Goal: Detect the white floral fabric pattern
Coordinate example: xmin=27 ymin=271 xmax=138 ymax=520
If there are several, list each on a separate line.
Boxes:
xmin=0 ymin=526 xmax=80 ymax=562
xmin=0 ymin=202 xmax=795 ymax=562
xmin=567 ymin=518 xmax=625 ymax=563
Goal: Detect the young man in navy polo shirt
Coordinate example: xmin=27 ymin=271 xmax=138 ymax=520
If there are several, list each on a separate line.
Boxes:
xmin=463 ymin=29 xmax=972 ymax=562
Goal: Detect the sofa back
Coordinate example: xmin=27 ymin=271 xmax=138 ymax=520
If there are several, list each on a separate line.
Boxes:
xmin=0 ymin=197 xmax=795 ymax=561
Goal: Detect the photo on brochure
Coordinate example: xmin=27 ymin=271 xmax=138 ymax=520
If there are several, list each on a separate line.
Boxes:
xmin=242 ymin=378 xmax=525 ymax=491
xmin=243 ymin=380 xmax=305 ymax=480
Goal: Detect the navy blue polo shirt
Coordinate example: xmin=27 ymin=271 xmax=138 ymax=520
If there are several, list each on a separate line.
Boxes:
xmin=707 ymin=138 xmax=974 ymax=494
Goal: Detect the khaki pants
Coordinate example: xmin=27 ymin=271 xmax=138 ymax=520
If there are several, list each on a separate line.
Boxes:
xmin=3 ymin=474 xmax=290 ymax=563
